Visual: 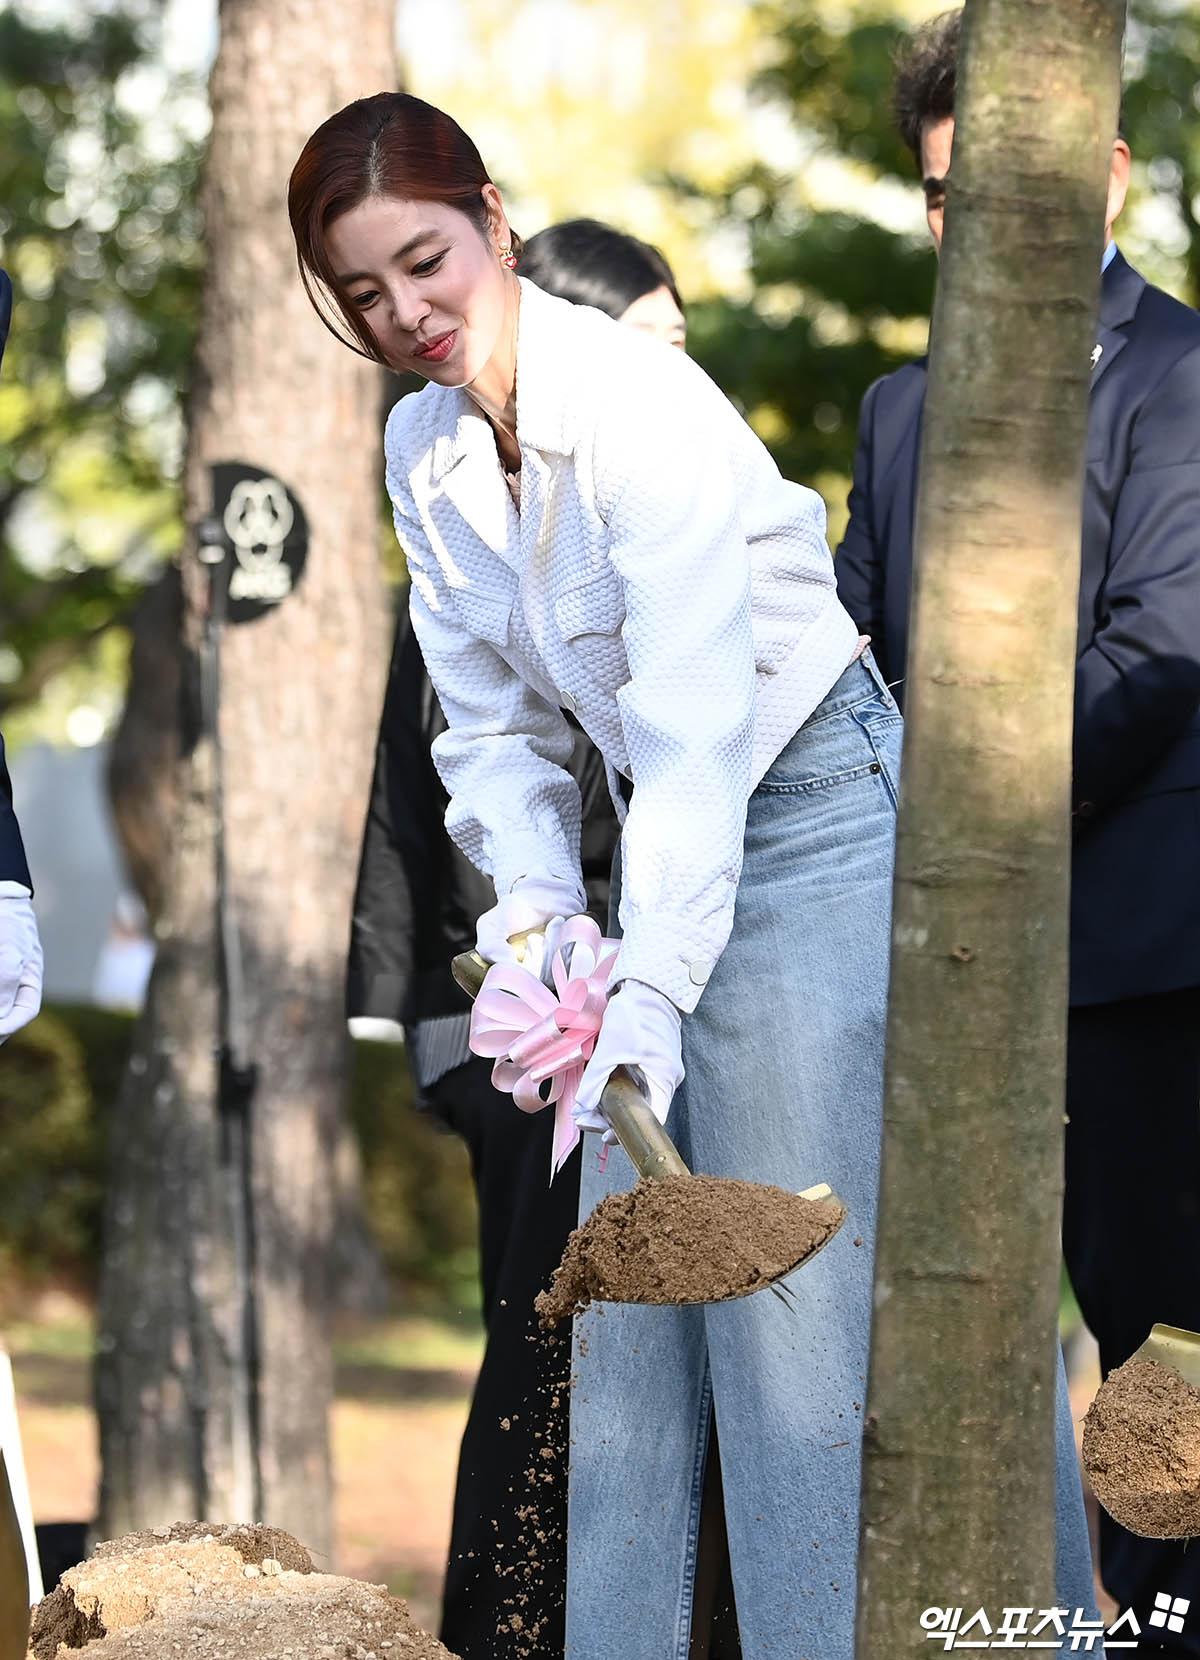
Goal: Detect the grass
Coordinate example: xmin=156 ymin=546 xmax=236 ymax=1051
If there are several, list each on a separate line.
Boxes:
xmin=333 ymin=1312 xmax=483 ymax=1375
xmin=4 ymin=1309 xmax=94 ymax=1362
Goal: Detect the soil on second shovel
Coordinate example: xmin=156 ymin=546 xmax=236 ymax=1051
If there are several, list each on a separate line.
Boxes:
xmin=535 ymin=1174 xmax=846 ymax=1325
xmin=1082 ymin=1356 xmax=1200 ymax=1539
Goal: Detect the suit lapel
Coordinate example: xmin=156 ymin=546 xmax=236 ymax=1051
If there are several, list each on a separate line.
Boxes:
xmin=424 ymin=283 xmax=582 ymax=628
xmin=1089 ymin=326 xmax=1127 ymax=389
xmin=894 ymin=400 xmax=922 ymax=634
xmin=432 ymin=399 xmax=522 ymax=577
xmin=517 ymin=446 xmax=555 ymax=572
xmin=1090 ymin=248 xmax=1144 ymax=391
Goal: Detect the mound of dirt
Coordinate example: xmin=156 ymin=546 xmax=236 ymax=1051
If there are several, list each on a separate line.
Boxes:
xmin=29 ymin=1523 xmax=458 ymax=1660
xmin=91 ymin=1522 xmax=313 ymax=1573
xmin=1082 ymin=1357 xmax=1200 ymax=1539
xmin=535 ymin=1174 xmax=846 ymax=1324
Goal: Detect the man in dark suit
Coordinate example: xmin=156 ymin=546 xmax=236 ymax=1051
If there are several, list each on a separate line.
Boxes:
xmin=835 ymin=12 xmax=1200 ymax=1651
xmin=0 ymin=269 xmax=43 ymax=1043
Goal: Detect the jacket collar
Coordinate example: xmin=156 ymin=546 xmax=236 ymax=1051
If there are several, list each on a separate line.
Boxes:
xmin=427 ymin=278 xmax=582 ymax=485
xmin=428 ymin=389 xmax=490 ymax=484
xmin=1098 ymin=246 xmax=1144 ymax=333
xmin=511 ymin=278 xmax=583 ymax=456
xmin=1091 ymin=247 xmax=1145 ymax=389
xmin=424 ymin=281 xmax=586 ymax=576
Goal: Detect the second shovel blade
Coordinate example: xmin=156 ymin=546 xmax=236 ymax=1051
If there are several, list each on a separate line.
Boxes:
xmin=1129 ymin=1323 xmax=1200 ymax=1392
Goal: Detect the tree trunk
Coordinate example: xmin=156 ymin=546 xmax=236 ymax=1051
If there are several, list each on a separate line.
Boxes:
xmin=856 ymin=0 xmax=1125 ymax=1647
xmin=96 ymin=0 xmax=394 ymax=1560
xmin=107 ymin=568 xmax=390 ymax=1317
xmin=107 ymin=567 xmax=182 ymax=926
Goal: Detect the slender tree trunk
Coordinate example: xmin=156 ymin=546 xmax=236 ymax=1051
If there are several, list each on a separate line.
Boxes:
xmin=96 ymin=0 xmax=394 ymax=1559
xmin=856 ymin=1 xmax=1124 ymax=1648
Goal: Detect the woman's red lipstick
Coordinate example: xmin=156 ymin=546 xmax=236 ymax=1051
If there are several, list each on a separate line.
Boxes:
xmin=413 ymin=329 xmax=457 ymax=363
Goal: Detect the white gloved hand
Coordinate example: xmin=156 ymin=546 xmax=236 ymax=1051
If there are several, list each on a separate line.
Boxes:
xmin=573 ymin=978 xmax=684 ymax=1135
xmin=0 ymin=895 xmax=43 ymax=1041
xmin=475 ymin=875 xmax=587 ymax=983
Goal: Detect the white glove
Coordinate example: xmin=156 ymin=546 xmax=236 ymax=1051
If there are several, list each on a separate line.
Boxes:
xmin=573 ymin=978 xmax=684 ymax=1134
xmin=475 ymin=875 xmax=587 ymax=983
xmin=0 ymin=895 xmax=43 ymax=1041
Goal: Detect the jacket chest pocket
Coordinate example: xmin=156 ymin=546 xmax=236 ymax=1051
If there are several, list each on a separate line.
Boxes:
xmin=554 ymin=571 xmax=626 ymax=643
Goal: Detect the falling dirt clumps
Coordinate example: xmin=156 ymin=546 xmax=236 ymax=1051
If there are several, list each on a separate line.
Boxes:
xmin=1083 ymin=1357 xmax=1200 ymax=1539
xmin=535 ymin=1174 xmax=846 ymax=1325
xmin=29 ymin=1523 xmax=459 ymax=1660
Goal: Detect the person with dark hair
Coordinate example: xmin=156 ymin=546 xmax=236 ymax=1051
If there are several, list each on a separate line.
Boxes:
xmin=0 ymin=270 xmax=43 ymax=1047
xmin=891 ymin=6 xmax=959 ymax=173
xmin=288 ymin=92 xmax=911 ymax=1660
xmin=519 ymin=218 xmax=685 ymax=348
xmin=836 ymin=12 xmax=1200 ymax=1651
xmin=346 ymin=223 xmax=705 ymax=1660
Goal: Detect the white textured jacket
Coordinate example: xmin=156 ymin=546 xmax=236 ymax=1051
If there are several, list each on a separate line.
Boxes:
xmin=385 ymin=279 xmax=859 ymax=1012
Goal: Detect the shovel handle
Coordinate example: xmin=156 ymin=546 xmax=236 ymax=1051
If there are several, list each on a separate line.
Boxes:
xmin=597 ymin=1065 xmax=691 ymax=1180
xmin=450 ymin=949 xmax=692 ymax=1182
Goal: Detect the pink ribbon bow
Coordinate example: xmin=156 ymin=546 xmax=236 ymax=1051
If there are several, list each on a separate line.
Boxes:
xmin=469 ymin=916 xmax=620 ymax=1178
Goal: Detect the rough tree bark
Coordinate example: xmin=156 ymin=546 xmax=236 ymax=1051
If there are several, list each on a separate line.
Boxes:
xmin=107 ymin=569 xmax=182 ymax=925
xmin=107 ymin=572 xmax=389 ymax=1318
xmin=856 ymin=0 xmax=1125 ymax=1648
xmin=96 ymin=0 xmax=394 ymax=1559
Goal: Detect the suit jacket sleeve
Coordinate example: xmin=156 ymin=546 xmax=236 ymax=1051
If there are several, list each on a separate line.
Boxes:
xmin=346 ymin=611 xmax=423 ymax=1020
xmin=834 ymin=380 xmax=890 ymax=681
xmin=0 ymin=734 xmax=32 ymax=891
xmin=1073 ymin=339 xmax=1200 ymax=820
xmin=348 ymin=599 xmax=505 ymax=1025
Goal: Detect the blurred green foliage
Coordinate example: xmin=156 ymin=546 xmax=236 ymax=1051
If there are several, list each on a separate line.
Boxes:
xmin=686 ymin=0 xmax=1200 ymax=538
xmin=347 ymin=1038 xmax=481 ymax=1312
xmin=0 ymin=1006 xmax=479 ymax=1309
xmin=0 ymin=1 xmax=203 ymax=717
xmin=0 ymin=1006 xmax=104 ymax=1279
xmin=1123 ymin=1 xmax=1200 ymax=302
xmin=684 ymin=8 xmax=939 ymax=514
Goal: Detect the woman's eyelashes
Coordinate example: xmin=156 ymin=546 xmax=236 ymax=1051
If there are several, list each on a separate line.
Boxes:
xmin=349 ymin=253 xmax=445 ymax=312
xmin=349 ymin=246 xmax=446 ymax=309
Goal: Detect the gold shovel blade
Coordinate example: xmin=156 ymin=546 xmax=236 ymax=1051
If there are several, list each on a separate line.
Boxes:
xmin=451 ymin=947 xmax=847 ymax=1307
xmin=1129 ymin=1324 xmax=1200 ymax=1392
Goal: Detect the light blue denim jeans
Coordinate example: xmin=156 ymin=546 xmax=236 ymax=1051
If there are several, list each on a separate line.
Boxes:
xmin=565 ymin=651 xmax=1097 ymax=1659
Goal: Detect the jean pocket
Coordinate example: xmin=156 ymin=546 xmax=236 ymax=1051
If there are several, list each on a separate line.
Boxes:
xmin=759 ymin=703 xmax=900 ymax=796
xmin=851 ymin=703 xmax=902 ymax=805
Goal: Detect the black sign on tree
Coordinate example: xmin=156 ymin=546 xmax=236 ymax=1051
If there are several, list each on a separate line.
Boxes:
xmin=201 ymin=461 xmax=309 ymax=625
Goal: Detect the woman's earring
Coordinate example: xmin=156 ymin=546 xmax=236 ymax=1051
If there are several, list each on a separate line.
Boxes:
xmin=498 ymin=245 xmax=518 ymax=270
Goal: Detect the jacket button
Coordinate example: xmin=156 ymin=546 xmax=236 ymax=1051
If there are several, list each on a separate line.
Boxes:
xmin=1075 ymin=799 xmax=1095 ymax=820
xmin=689 ymin=959 xmax=711 ymax=987
xmin=562 ymin=691 xmax=577 ymax=714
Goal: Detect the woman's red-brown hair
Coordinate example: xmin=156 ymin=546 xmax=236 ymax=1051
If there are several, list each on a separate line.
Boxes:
xmin=288 ymin=91 xmax=519 ymax=364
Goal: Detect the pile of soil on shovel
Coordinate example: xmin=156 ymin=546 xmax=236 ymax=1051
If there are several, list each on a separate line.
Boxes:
xmin=29 ymin=1522 xmax=459 ymax=1659
xmin=1082 ymin=1357 xmax=1200 ymax=1539
xmin=535 ymin=1174 xmax=846 ymax=1325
